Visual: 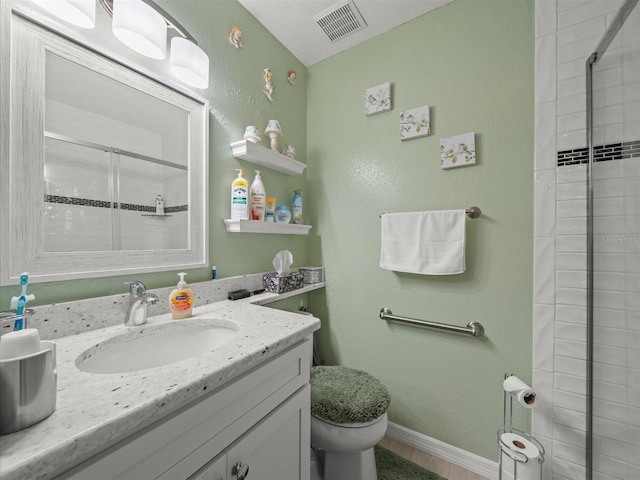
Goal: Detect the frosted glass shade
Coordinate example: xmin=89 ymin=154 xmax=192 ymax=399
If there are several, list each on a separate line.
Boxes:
xmin=170 ymin=37 xmax=209 ymax=89
xmin=32 ymin=0 xmax=96 ymax=28
xmin=112 ymin=0 xmax=167 ymax=60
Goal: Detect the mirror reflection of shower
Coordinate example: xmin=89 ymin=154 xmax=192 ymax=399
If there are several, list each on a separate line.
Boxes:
xmin=43 ymin=53 xmax=189 ymax=253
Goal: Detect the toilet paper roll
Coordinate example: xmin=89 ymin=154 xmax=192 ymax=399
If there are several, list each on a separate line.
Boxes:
xmin=500 ymin=433 xmax=540 ymax=480
xmin=503 ymin=375 xmax=536 ymax=408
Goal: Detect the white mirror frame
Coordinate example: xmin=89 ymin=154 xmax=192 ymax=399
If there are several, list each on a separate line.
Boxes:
xmin=0 ymin=10 xmax=209 ymax=285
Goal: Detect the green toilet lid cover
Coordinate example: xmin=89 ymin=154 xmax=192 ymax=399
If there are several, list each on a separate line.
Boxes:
xmin=310 ymin=365 xmax=391 ymax=424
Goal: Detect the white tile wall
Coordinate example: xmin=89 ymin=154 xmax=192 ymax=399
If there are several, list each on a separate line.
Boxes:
xmin=44 ymin=101 xmax=189 ymax=251
xmin=534 ymin=0 xmax=639 ymax=479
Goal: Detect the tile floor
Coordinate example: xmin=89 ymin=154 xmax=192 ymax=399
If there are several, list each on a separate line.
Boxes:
xmin=379 ymin=437 xmax=491 ymax=480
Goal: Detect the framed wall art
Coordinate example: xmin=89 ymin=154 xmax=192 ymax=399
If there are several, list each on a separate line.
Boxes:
xmin=364 ymin=82 xmax=391 ymax=115
xmin=400 ymin=105 xmax=430 ymax=140
xmin=440 ymin=132 xmax=476 ymax=169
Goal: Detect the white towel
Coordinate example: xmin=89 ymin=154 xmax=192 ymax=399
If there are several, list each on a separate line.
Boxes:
xmin=379 ymin=210 xmax=466 ymax=275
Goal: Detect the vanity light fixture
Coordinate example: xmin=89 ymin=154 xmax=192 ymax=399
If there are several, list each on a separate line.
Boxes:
xmin=31 ymin=0 xmax=96 ymax=29
xmin=111 ymin=0 xmax=167 ymax=59
xmin=99 ymin=0 xmax=209 ymax=89
xmin=33 ymin=0 xmax=209 ymax=88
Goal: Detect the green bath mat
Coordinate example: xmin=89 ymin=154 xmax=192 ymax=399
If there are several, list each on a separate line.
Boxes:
xmin=375 ymin=446 xmax=446 ymax=480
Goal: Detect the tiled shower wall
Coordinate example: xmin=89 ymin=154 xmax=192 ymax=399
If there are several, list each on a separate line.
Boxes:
xmin=534 ymin=1 xmax=639 ymax=479
xmin=44 ymin=100 xmax=188 ymax=251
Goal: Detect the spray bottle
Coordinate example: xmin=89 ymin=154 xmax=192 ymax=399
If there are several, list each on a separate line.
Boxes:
xmin=292 ymin=189 xmax=303 ymax=224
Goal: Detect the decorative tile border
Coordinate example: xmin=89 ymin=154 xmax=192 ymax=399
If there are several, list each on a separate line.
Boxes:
xmin=45 ymin=195 xmax=112 ymax=208
xmin=557 ymin=140 xmax=640 ymax=166
xmin=119 ymin=202 xmax=157 ymax=213
xmin=45 ymin=195 xmax=188 ymax=212
xmin=165 ymin=204 xmax=189 ymax=213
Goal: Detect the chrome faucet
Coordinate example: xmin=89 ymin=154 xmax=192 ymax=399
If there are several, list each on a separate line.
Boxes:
xmin=123 ymin=281 xmax=159 ymax=326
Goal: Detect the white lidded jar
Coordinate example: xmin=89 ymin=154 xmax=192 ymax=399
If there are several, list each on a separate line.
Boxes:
xmin=249 ymin=170 xmax=266 ymax=221
xmin=275 ymin=205 xmax=291 ymax=223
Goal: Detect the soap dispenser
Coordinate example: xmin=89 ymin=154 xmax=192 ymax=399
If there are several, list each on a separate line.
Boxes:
xmin=169 ymin=272 xmax=194 ymax=319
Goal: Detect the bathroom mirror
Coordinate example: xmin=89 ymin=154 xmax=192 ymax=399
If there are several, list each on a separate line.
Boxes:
xmin=0 ymin=12 xmax=208 ymax=285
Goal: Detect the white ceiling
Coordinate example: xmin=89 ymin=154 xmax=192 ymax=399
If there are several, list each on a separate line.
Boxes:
xmin=237 ymin=0 xmax=455 ymax=66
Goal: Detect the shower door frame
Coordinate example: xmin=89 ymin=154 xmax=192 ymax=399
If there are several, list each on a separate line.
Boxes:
xmin=585 ymin=0 xmax=639 ymax=478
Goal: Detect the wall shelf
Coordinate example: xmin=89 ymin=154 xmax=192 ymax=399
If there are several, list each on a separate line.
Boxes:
xmin=230 ymin=140 xmax=307 ymax=175
xmin=224 ymin=219 xmax=311 ymax=235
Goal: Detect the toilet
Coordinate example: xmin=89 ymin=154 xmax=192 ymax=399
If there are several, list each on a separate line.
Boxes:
xmin=310 ymin=365 xmax=390 ymax=480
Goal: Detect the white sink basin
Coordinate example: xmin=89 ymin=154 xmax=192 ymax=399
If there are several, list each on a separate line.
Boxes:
xmin=76 ymin=318 xmax=239 ymax=374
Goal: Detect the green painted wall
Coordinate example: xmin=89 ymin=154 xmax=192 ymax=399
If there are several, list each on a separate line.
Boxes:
xmin=0 ymin=0 xmax=309 ymax=306
xmin=306 ymin=0 xmax=534 ymax=460
xmin=2 ymin=0 xmax=535 ymax=463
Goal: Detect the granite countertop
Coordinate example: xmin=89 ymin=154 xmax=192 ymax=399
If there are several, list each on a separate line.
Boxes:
xmin=0 ymin=295 xmax=321 ymax=480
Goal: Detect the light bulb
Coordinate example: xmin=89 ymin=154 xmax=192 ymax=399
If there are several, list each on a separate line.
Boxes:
xmin=32 ymin=0 xmax=96 ymax=29
xmin=170 ymin=37 xmax=209 ymax=89
xmin=112 ymin=0 xmax=167 ymax=60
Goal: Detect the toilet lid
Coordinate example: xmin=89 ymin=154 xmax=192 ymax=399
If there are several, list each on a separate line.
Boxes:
xmin=310 ymin=366 xmax=390 ymax=424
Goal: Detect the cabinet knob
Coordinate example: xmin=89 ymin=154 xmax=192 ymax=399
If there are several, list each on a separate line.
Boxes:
xmin=231 ymin=462 xmax=249 ymax=479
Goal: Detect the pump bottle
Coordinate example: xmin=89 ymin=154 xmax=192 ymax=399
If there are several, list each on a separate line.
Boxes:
xmin=230 ymin=169 xmax=248 ymax=220
xmin=249 ymin=170 xmax=266 ymax=221
xmin=169 ymin=272 xmax=195 ymax=319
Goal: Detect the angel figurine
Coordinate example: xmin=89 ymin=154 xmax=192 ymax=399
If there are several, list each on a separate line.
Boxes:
xmin=263 ymin=68 xmax=274 ymax=101
xmin=287 ymin=70 xmax=297 ymax=86
xmin=229 ymin=26 xmax=243 ymax=48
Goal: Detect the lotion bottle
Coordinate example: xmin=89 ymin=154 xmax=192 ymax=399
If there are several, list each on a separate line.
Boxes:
xmin=249 ymin=170 xmax=266 ymax=221
xmin=230 ymin=169 xmax=248 ymax=220
xmin=169 ymin=272 xmax=194 ymax=319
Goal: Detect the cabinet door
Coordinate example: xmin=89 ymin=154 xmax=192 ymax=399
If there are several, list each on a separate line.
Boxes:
xmin=189 ymin=454 xmax=226 ymax=480
xmin=227 ymin=385 xmax=310 ymax=480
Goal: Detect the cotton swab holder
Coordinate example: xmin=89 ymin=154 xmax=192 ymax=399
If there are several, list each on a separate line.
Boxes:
xmin=0 ymin=326 xmax=57 ymax=434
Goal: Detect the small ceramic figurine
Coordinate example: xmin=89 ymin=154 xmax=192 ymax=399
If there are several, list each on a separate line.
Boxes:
xmin=243 ymin=126 xmax=261 ymax=143
xmin=282 ymin=144 xmax=296 ymax=158
xmin=155 ymin=194 xmax=165 ymax=215
xmin=287 ymin=70 xmax=297 ymax=86
xmin=229 ymin=26 xmax=243 ymax=48
xmin=264 ymin=120 xmax=283 ymax=150
xmin=263 ymin=68 xmax=274 ymax=101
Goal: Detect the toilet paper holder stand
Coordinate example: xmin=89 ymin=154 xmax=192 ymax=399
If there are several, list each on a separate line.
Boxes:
xmin=497 ymin=374 xmax=545 ymax=480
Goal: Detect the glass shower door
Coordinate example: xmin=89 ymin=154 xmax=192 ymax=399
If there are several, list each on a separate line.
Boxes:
xmin=587 ymin=1 xmax=640 ymax=478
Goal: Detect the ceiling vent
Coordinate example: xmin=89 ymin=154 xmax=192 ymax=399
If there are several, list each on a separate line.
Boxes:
xmin=313 ymin=0 xmax=367 ymax=43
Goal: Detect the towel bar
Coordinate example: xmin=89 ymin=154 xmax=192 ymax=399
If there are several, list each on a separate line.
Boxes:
xmin=380 ymin=207 xmax=481 ymax=219
xmin=379 ymin=307 xmax=485 ymax=337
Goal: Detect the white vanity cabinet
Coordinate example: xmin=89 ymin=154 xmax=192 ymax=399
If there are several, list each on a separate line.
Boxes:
xmin=190 ymin=386 xmax=309 ymax=480
xmin=56 ymin=339 xmax=312 ymax=480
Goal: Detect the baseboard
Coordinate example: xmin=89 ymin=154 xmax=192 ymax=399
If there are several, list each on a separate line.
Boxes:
xmin=385 ymin=421 xmax=499 ymax=480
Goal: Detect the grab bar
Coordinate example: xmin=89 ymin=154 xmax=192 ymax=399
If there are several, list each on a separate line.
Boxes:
xmin=379 ymin=307 xmax=485 ymax=337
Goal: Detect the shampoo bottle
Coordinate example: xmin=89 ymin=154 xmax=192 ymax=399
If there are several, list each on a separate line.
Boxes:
xmin=292 ymin=189 xmax=303 ymax=224
xmin=169 ymin=272 xmax=194 ymax=319
xmin=230 ymin=169 xmax=248 ymax=220
xmin=249 ymin=170 xmax=266 ymax=221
